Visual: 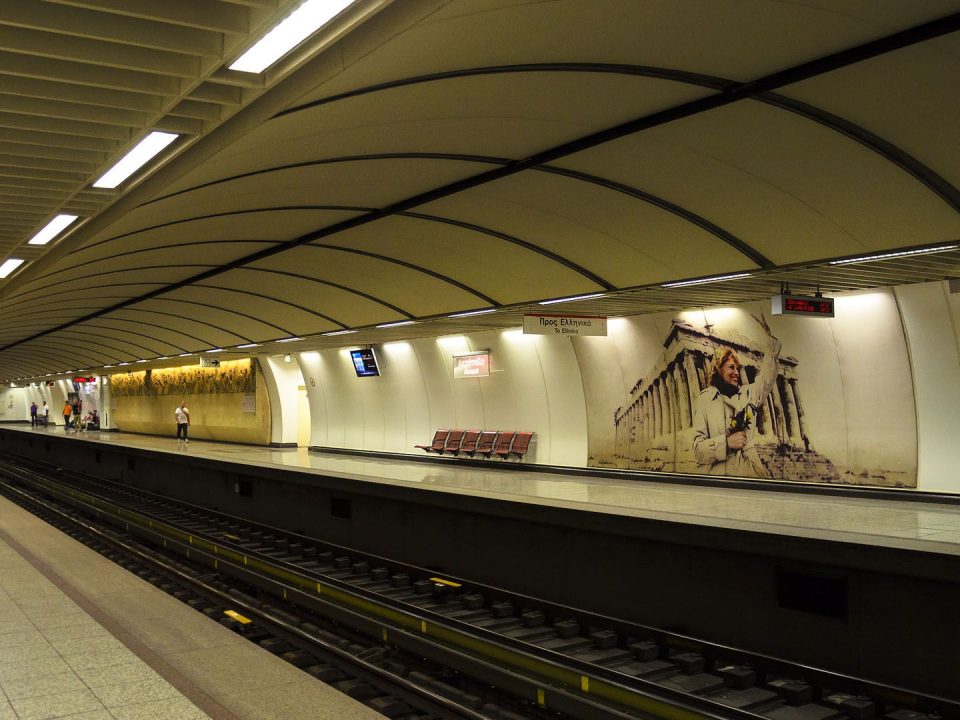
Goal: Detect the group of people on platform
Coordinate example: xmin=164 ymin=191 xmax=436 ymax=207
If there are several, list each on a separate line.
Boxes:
xmin=29 ymin=401 xmax=98 ymax=432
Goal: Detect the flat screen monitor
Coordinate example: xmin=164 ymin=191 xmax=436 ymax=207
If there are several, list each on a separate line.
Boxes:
xmin=350 ymin=348 xmax=380 ymax=377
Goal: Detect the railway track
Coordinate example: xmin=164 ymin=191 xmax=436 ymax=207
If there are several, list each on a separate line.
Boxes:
xmin=0 ymin=457 xmax=955 ymax=720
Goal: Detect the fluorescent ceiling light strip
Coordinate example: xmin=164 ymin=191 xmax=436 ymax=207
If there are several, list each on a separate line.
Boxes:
xmin=661 ymin=273 xmax=752 ymax=288
xmin=377 ymin=320 xmax=415 ymax=328
xmin=323 ymin=329 xmax=357 ymax=336
xmin=828 ymin=245 xmax=958 ymax=265
xmin=0 ymin=259 xmax=24 ymax=278
xmin=539 ymin=293 xmax=606 ymax=305
xmin=229 ymin=0 xmax=355 ymax=73
xmin=449 ymin=309 xmax=496 ymax=318
xmin=178 ymin=353 xmax=194 ymax=357
xmin=276 ymin=337 xmax=302 ymax=343
xmin=207 ymin=348 xmax=225 ymax=353
xmin=236 ymin=343 xmax=261 ymax=349
xmin=28 ymin=215 xmax=79 ymax=246
xmin=93 ymin=132 xmax=179 ymax=189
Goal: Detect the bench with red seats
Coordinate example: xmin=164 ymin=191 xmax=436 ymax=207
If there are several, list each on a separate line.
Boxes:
xmin=416 ymin=429 xmax=534 ymax=460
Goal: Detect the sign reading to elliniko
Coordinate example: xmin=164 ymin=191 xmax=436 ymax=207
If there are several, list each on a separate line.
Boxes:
xmin=771 ymin=294 xmax=835 ymax=318
xmin=523 ymin=314 xmax=608 ymax=336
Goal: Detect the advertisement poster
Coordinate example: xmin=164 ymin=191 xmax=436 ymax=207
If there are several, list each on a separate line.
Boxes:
xmin=576 ymin=293 xmax=917 ymax=486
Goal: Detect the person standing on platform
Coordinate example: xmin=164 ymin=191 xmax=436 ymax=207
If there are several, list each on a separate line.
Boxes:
xmin=62 ymin=400 xmax=72 ymax=432
xmin=175 ymin=400 xmax=190 ymax=445
xmin=29 ymin=402 xmax=37 ymax=427
xmin=42 ymin=401 xmax=49 ymax=427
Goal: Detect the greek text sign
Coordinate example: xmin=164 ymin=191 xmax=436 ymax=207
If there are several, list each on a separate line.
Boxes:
xmin=523 ymin=314 xmax=607 ymax=337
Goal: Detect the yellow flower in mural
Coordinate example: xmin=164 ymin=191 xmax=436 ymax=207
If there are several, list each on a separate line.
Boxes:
xmin=728 ymin=404 xmax=755 ymax=433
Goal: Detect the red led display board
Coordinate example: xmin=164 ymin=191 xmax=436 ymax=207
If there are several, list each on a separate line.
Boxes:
xmin=771 ymin=294 xmax=834 ymax=318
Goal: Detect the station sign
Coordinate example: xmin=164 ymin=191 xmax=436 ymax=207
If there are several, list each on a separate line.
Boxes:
xmin=523 ymin=314 xmax=607 ymax=336
xmin=771 ymin=293 xmax=835 ymax=318
xmin=200 ymin=356 xmax=221 ymax=368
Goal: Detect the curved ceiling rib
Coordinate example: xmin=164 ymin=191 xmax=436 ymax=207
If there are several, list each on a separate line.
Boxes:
xmin=89 ymin=307 xmax=250 ymax=348
xmin=298 ymin=244 xmax=499 ymax=307
xmin=41 ymin=333 xmax=139 ymax=362
xmin=130 ymin=297 xmax=294 ymax=338
xmin=87 ymin=201 xmax=618 ymax=292
xmin=192 ymin=283 xmax=344 ymax=326
xmin=273 ymin=59 xmax=960 ymax=222
xmin=58 ymin=326 xmax=182 ymax=357
xmin=81 ymin=318 xmax=213 ymax=352
xmin=232 ymin=267 xmax=413 ymax=320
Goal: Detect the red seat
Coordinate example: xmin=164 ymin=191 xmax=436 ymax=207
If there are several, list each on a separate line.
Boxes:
xmin=415 ymin=429 xmax=449 ymax=453
xmin=472 ymin=430 xmax=498 ymax=457
xmin=459 ymin=430 xmax=481 ymax=455
xmin=442 ymin=429 xmax=466 ymax=454
xmin=504 ymin=431 xmax=534 ymax=458
xmin=491 ymin=431 xmax=515 ymax=458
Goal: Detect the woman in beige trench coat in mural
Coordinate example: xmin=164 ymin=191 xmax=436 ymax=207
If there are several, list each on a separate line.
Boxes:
xmin=692 ymin=315 xmax=781 ymax=478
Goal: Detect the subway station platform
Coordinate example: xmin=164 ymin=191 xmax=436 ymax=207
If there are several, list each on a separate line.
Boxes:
xmin=2 ymin=423 xmax=959 ymax=698
xmin=11 ymin=423 xmax=960 ymax=558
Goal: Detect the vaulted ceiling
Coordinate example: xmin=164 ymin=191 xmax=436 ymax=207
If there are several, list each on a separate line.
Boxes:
xmin=1 ymin=0 xmax=959 ymax=380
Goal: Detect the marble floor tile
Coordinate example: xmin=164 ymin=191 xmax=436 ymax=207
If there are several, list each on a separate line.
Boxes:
xmin=0 ymin=656 xmax=73 ymax=683
xmin=9 ymin=688 xmax=105 ymax=720
xmin=62 ymin=648 xmax=140 ymax=673
xmin=107 ymin=697 xmax=209 ymax=720
xmin=91 ymin=677 xmax=179 ymax=708
xmin=0 ymin=670 xmax=87 ymax=701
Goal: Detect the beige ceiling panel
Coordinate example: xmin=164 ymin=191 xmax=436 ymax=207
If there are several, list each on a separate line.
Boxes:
xmin=129 ymin=297 xmax=289 ymax=343
xmin=327 ymin=215 xmax=606 ymax=306
xmin=81 ymin=317 xmax=203 ymax=354
xmin=170 ymin=285 xmax=327 ymax=338
xmin=6 ymin=266 xmax=199 ymax=304
xmin=44 ymin=243 xmax=258 ymax=281
xmin=250 ymin=246 xmax=485 ymax=319
xmin=779 ymin=38 xmax=960 ymax=191
xmin=106 ymin=307 xmax=251 ymax=349
xmin=171 ymin=73 xmax=709 ymax=192
xmin=119 ymin=159 xmax=484 ymax=236
xmin=332 ymin=0 xmax=958 ymax=98
xmin=210 ymin=267 xmax=414 ymax=331
xmin=420 ymin=172 xmax=755 ymax=290
xmin=88 ymin=207 xmax=361 ymax=252
xmin=559 ymin=101 xmax=960 ymax=265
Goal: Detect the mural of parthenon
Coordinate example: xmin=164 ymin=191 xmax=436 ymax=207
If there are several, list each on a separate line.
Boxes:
xmin=612 ymin=321 xmax=838 ymax=481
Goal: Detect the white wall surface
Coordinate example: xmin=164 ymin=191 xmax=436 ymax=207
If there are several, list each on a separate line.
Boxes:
xmin=895 ymin=282 xmax=960 ymax=493
xmin=298 ymin=329 xmax=589 ymax=465
xmin=262 ymin=356 xmax=305 ymax=445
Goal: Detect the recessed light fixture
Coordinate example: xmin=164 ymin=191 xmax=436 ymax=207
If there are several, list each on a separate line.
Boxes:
xmin=28 ymin=215 xmax=79 ymax=246
xmin=118 ymin=362 xmax=130 ymax=366
xmin=538 ymin=293 xmax=606 ymax=305
xmin=93 ymin=131 xmax=179 ymax=189
xmin=661 ymin=273 xmax=752 ymax=288
xmin=276 ymin=337 xmax=302 ymax=343
xmin=322 ymin=329 xmax=357 ymax=336
xmin=103 ymin=365 xmax=114 ymax=368
xmin=236 ymin=343 xmax=261 ymax=349
xmin=206 ymin=348 xmax=225 ymax=353
xmin=229 ymin=0 xmax=355 ymax=73
xmin=156 ymin=356 xmax=169 ymax=360
xmin=135 ymin=359 xmax=147 ymax=363
xmin=448 ymin=309 xmax=497 ymax=318
xmin=377 ymin=320 xmax=415 ymax=328
xmin=828 ymin=245 xmax=959 ymax=265
xmin=178 ymin=353 xmax=194 ymax=358
xmin=0 ymin=259 xmax=25 ymax=278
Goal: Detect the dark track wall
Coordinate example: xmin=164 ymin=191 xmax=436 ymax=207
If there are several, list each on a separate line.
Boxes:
xmin=2 ymin=427 xmax=957 ymax=699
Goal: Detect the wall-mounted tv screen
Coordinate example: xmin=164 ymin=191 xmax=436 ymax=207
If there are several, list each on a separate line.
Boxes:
xmin=453 ymin=351 xmax=490 ymax=378
xmin=350 ymin=348 xmax=380 ymax=377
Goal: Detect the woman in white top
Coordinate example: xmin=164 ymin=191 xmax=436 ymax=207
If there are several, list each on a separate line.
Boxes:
xmin=175 ymin=401 xmax=190 ymax=444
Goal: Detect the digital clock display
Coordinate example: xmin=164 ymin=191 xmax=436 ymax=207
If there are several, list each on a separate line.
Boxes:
xmin=771 ymin=294 xmax=835 ymax=318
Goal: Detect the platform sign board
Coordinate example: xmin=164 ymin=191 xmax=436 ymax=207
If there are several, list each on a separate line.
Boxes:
xmin=771 ymin=294 xmax=835 ymax=318
xmin=453 ymin=351 xmax=490 ymax=378
xmin=200 ymin=356 xmax=221 ymax=368
xmin=523 ymin=314 xmax=607 ymax=337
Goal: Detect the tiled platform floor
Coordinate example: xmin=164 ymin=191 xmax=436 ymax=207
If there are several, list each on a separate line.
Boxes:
xmin=0 ymin=494 xmax=382 ymax=720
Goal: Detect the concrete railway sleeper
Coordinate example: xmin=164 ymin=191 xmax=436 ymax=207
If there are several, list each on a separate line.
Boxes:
xmin=0 ymin=458 xmax=956 ymax=720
